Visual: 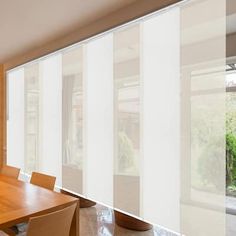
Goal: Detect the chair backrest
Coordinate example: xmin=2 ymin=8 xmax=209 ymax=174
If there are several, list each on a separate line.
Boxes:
xmin=0 ymin=165 xmax=20 ymax=179
xmin=26 ymin=203 xmax=77 ymax=236
xmin=30 ymin=172 xmax=56 ymax=191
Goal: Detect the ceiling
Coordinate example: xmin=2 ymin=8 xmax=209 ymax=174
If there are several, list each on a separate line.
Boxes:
xmin=0 ymin=0 xmax=137 ymax=64
xmin=1 ymin=0 xmax=236 ymax=65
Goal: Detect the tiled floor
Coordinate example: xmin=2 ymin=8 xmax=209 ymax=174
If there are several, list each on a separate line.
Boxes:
xmin=1 ymin=204 xmax=236 ymax=235
xmin=0 ymin=204 xmax=176 ymax=236
xmin=80 ymin=204 xmax=236 ymax=236
xmin=80 ymin=204 xmax=177 ymax=236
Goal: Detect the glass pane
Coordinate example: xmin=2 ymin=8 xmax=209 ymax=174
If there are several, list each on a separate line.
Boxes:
xmin=226 ymin=71 xmax=236 ymax=198
xmin=114 ymin=25 xmax=140 ymax=216
xmin=24 ymin=63 xmax=40 ymax=174
xmin=62 ymin=46 xmax=84 ymax=195
xmin=180 ymin=0 xmax=226 ymax=235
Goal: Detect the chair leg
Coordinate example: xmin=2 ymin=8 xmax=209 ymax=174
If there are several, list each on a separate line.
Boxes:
xmin=2 ymin=227 xmax=17 ymax=236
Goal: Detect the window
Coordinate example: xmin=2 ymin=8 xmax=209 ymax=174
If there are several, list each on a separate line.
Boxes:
xmin=6 ymin=0 xmax=226 ymax=234
xmin=62 ymin=46 xmax=84 ymax=194
xmin=226 ymin=65 xmax=236 ymax=197
xmin=114 ymin=25 xmax=141 ymax=216
xmin=24 ymin=64 xmax=40 ymax=174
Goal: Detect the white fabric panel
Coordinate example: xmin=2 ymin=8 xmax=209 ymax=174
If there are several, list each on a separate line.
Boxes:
xmin=142 ymin=8 xmax=180 ymax=232
xmin=7 ymin=68 xmax=25 ymax=171
xmin=40 ymin=54 xmax=62 ymax=187
xmin=180 ymin=0 xmax=226 ymax=235
xmin=62 ymin=47 xmax=84 ymax=195
xmin=85 ymin=34 xmax=113 ymax=206
xmin=5 ymin=1 xmax=226 ymax=234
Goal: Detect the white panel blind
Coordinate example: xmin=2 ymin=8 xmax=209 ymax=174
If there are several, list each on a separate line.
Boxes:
xmin=40 ymin=54 xmax=62 ymax=187
xmin=180 ymin=0 xmax=226 ymax=235
xmin=113 ymin=25 xmax=141 ymax=217
xmin=7 ymin=68 xmax=25 ymax=171
xmin=142 ymin=8 xmax=180 ymax=232
xmin=85 ymin=34 xmax=114 ymax=205
xmin=6 ymin=0 xmax=226 ymax=234
xmin=62 ymin=46 xmax=84 ymax=195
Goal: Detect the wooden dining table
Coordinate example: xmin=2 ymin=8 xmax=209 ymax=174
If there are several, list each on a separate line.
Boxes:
xmin=0 ymin=174 xmax=79 ymax=236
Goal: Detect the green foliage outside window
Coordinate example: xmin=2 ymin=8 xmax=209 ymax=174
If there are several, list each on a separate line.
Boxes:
xmin=226 ymin=133 xmax=236 ymax=190
xmin=226 ymin=93 xmax=236 ymax=196
xmin=191 ymin=92 xmax=236 ymax=194
xmin=118 ymin=131 xmax=137 ymax=174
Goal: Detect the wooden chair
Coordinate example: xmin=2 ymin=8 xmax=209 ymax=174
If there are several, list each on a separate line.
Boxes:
xmin=30 ymin=172 xmax=56 ymax=191
xmin=0 ymin=165 xmax=20 ymax=179
xmin=2 ymin=172 xmax=57 ymax=236
xmin=2 ymin=204 xmax=77 ymax=236
xmin=26 ymin=203 xmax=77 ymax=236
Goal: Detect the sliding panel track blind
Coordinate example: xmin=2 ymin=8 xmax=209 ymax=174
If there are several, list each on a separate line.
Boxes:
xmin=142 ymin=7 xmax=180 ymax=232
xmin=6 ymin=0 xmax=226 ymax=234
xmin=24 ymin=64 xmax=40 ymax=175
xmin=7 ymin=68 xmax=25 ymax=171
xmin=113 ymin=24 xmax=141 ymax=217
xmin=180 ymin=0 xmax=226 ymax=235
xmin=85 ymin=34 xmax=114 ymax=206
xmin=62 ymin=46 xmax=84 ymax=195
xmin=40 ymin=54 xmax=62 ymax=187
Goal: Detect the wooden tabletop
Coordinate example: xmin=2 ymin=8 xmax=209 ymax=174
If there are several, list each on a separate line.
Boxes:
xmin=0 ymin=174 xmax=79 ymax=235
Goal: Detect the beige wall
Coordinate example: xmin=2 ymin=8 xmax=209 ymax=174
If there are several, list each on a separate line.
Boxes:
xmin=4 ymin=0 xmax=181 ymax=71
xmin=0 ymin=65 xmax=6 ymax=168
xmin=4 ymin=0 xmax=235 ymax=72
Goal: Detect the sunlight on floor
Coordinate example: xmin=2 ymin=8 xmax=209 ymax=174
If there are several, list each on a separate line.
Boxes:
xmin=80 ymin=204 xmax=177 ymax=236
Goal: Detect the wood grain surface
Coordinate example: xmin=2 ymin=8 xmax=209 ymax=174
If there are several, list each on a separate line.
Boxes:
xmin=0 ymin=174 xmax=79 ymax=236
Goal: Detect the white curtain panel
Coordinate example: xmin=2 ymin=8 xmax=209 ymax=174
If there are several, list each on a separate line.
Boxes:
xmin=142 ymin=7 xmax=180 ymax=232
xmin=7 ymin=68 xmax=25 ymax=171
xmin=62 ymin=46 xmax=84 ymax=195
xmin=40 ymin=54 xmax=62 ymax=187
xmin=180 ymin=0 xmax=226 ymax=235
xmin=6 ymin=0 xmax=226 ymax=234
xmin=84 ymin=34 xmax=114 ymax=206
